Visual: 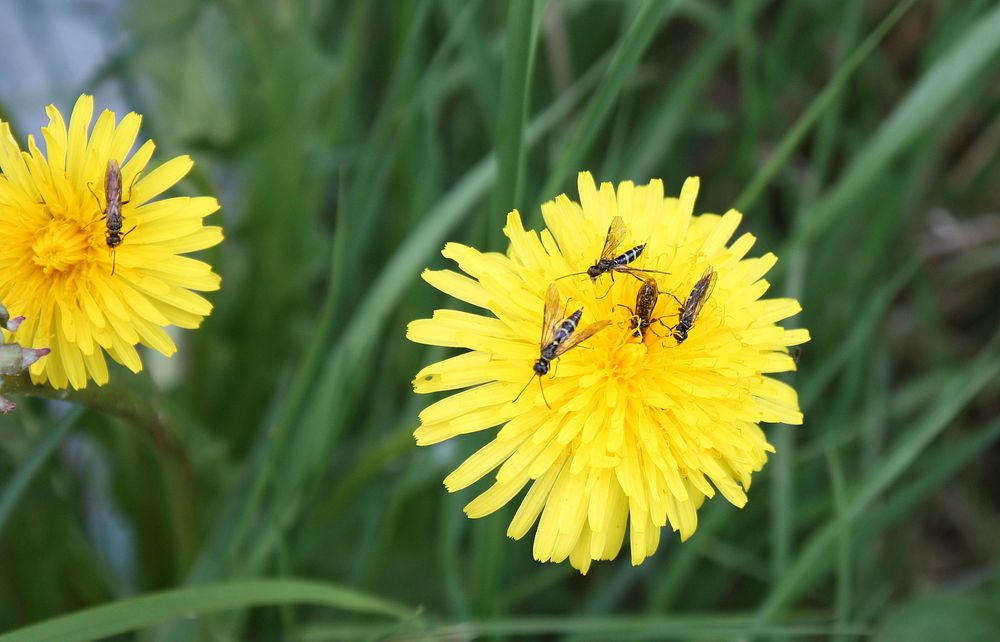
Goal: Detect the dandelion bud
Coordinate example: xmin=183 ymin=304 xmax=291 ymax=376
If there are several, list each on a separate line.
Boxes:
xmin=0 ymin=345 xmax=51 ymax=375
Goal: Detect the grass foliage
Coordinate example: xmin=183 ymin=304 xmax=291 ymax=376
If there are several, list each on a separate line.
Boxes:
xmin=1 ymin=0 xmax=999 ymax=639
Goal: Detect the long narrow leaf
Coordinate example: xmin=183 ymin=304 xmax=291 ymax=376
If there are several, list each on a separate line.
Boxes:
xmin=0 ymin=408 xmax=82 ymax=535
xmin=536 ymin=0 xmax=678 ymax=206
xmin=490 ymin=0 xmax=538 ymax=248
xmin=751 ymin=328 xmax=1000 ymax=627
xmin=0 ymin=580 xmax=413 ymax=642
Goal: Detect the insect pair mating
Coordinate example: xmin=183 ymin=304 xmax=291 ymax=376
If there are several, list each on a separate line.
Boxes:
xmin=88 ymin=159 xmax=136 ymax=275
xmin=617 ymin=267 xmax=717 ymax=343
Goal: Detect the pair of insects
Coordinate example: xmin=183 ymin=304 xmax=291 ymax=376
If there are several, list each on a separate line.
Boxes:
xmin=618 ymin=268 xmax=717 ymax=343
xmin=89 ymin=159 xmax=136 ymax=275
xmin=515 ymin=216 xmax=717 ymax=406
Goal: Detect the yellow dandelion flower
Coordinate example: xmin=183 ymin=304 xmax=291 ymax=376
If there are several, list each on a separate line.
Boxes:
xmin=407 ymin=172 xmax=809 ymax=574
xmin=0 ymin=95 xmax=223 ymax=389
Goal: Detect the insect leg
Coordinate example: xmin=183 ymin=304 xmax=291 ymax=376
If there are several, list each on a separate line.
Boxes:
xmin=122 ymin=171 xmax=141 ymax=205
xmin=596 ymin=278 xmax=616 ymax=300
xmin=537 ymin=377 xmax=551 ymax=410
xmin=624 ymin=269 xmax=647 ymax=283
xmin=87 ymin=182 xmax=103 ymax=209
xmin=647 ymin=321 xmax=668 ymax=338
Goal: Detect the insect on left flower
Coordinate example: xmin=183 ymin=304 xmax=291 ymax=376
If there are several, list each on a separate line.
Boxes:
xmin=0 ymin=95 xmax=223 ymax=389
xmin=97 ymin=159 xmax=137 ymax=275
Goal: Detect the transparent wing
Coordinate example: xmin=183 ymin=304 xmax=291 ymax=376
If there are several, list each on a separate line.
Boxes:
xmin=539 ymin=282 xmax=563 ymax=348
xmin=552 ymin=319 xmax=611 ymax=357
xmin=599 ymin=216 xmax=627 ymax=261
xmin=685 ymin=266 xmax=717 ymax=322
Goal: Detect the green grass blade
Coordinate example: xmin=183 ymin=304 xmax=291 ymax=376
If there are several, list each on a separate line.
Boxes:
xmin=623 ymin=1 xmax=758 ymax=179
xmin=751 ymin=328 xmax=1000 ymax=628
xmin=826 ymin=447 xmax=852 ymax=641
xmin=490 ymin=0 xmax=538 ymax=248
xmin=268 ymin=59 xmax=606 ymax=553
xmin=0 ymin=580 xmax=413 ymax=642
xmin=800 ymin=256 xmax=920 ymax=407
xmin=0 ymin=408 xmax=82 ymax=535
xmin=535 ymin=0 xmax=679 ymax=206
xmin=440 ymin=0 xmax=499 ymax=130
xmin=732 ymin=0 xmax=919 ymax=212
xmin=862 ymin=418 xmax=1000 ymax=538
xmin=418 ymin=615 xmax=863 ymax=639
xmin=790 ymin=1 xmax=1000 ymax=250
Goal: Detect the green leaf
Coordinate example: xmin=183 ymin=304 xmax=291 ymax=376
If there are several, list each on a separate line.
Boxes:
xmin=535 ymin=0 xmax=679 ymax=207
xmin=490 ymin=0 xmax=538 ymax=248
xmin=733 ymin=0 xmax=919 ymax=211
xmin=751 ymin=328 xmax=1000 ymax=628
xmin=790 ymin=1 xmax=1000 ymax=251
xmin=0 ymin=408 xmax=82 ymax=536
xmin=0 ymin=579 xmax=413 ymax=642
xmin=875 ymin=596 xmax=1000 ymax=642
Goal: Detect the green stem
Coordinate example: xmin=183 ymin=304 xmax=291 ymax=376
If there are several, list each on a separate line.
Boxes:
xmin=0 ymin=407 xmax=83 ymax=535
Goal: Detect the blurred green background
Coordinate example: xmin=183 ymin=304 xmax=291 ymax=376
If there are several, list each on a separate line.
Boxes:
xmin=1 ymin=0 xmax=999 ymax=640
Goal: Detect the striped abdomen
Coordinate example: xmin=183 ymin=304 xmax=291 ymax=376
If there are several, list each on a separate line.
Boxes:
xmin=540 ymin=310 xmax=582 ymax=360
xmin=610 ymin=243 xmax=646 ymax=268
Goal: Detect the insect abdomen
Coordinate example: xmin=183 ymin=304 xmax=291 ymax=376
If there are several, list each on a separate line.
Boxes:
xmin=613 ymin=243 xmax=645 ymax=267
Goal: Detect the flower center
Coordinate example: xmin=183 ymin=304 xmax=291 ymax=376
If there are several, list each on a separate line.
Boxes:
xmin=32 ymin=217 xmax=94 ymax=275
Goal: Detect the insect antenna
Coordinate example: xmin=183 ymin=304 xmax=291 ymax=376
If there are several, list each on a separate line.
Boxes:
xmin=555 ymin=271 xmax=590 ymax=282
xmin=664 ymin=290 xmax=683 ymax=306
xmin=511 ymin=374 xmax=551 ymax=409
xmin=512 ymin=375 xmax=534 ymax=404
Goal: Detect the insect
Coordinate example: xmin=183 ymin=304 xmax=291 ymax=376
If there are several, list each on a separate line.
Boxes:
xmin=513 ymin=283 xmax=611 ymax=408
xmin=668 ymin=266 xmax=718 ymax=344
xmin=616 ymin=278 xmax=670 ymax=340
xmin=95 ymin=159 xmax=136 ymax=275
xmin=557 ymin=216 xmax=667 ymax=292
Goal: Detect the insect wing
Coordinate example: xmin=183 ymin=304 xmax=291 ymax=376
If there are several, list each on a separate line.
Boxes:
xmin=105 ymin=160 xmax=122 ymax=204
xmin=599 ymin=216 xmax=627 ymax=261
xmin=685 ymin=267 xmax=717 ymax=322
xmin=539 ymin=282 xmax=563 ymax=348
xmin=552 ymin=319 xmax=611 ymax=357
